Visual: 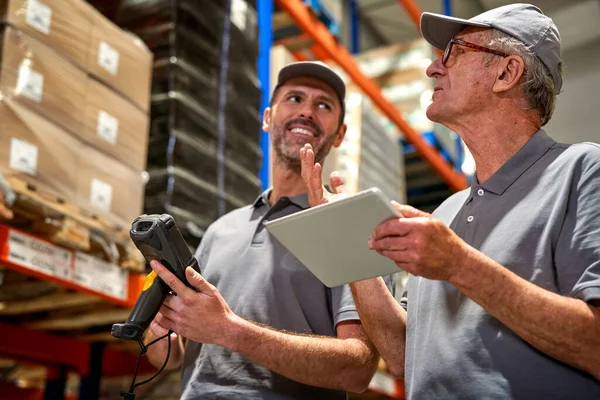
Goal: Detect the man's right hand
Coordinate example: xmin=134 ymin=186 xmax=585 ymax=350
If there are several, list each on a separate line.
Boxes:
xmin=300 ymin=143 xmax=347 ymax=207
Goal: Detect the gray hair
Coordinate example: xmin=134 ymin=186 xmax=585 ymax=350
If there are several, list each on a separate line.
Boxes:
xmin=485 ymin=29 xmax=562 ymax=126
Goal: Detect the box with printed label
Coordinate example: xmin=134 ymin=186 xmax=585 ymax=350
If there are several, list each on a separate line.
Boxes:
xmin=0 ymin=26 xmax=87 ymax=133
xmin=76 ymin=145 xmax=144 ymax=223
xmin=0 ymin=99 xmax=80 ymax=198
xmin=0 ymin=0 xmax=92 ymax=68
xmin=83 ymin=77 xmax=149 ymax=172
xmin=87 ymin=8 xmax=153 ymax=112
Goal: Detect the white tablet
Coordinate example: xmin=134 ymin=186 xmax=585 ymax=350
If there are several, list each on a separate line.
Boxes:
xmin=264 ymin=188 xmax=402 ymax=287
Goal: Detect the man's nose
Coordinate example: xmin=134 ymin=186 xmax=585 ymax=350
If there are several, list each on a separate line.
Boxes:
xmin=298 ymin=102 xmax=314 ymax=120
xmin=426 ymin=55 xmax=445 ymax=78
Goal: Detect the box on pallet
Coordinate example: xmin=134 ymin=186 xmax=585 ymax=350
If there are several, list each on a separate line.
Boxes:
xmin=322 ymin=91 xmax=407 ymax=204
xmin=0 ymin=25 xmax=87 ymax=134
xmin=77 ymin=145 xmax=145 ymax=223
xmin=87 ymin=8 xmax=153 ymax=112
xmin=83 ymin=78 xmax=149 ymax=172
xmin=0 ymin=99 xmax=80 ymax=199
xmin=0 ymin=0 xmax=92 ymax=67
xmin=0 ymin=0 xmax=153 ymax=111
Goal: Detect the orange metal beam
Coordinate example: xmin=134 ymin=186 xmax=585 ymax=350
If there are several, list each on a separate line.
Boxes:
xmin=396 ymin=0 xmax=423 ymax=30
xmin=275 ymin=0 xmax=468 ymax=192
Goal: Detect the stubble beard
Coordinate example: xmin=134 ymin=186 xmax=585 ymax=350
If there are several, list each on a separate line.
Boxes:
xmin=272 ymin=123 xmax=337 ymax=175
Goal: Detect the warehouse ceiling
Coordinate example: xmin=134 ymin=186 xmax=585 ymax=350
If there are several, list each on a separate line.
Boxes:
xmin=356 ymin=0 xmax=600 ymax=53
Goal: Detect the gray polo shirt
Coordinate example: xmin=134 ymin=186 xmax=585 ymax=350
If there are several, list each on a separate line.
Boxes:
xmin=403 ymin=130 xmax=600 ymax=399
xmin=180 ymin=191 xmax=361 ymax=399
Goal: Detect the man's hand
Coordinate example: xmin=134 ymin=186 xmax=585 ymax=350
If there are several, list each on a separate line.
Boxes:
xmin=150 ymin=260 xmax=240 ymax=346
xmin=368 ymin=202 xmax=472 ymax=282
xmin=300 ymin=143 xmax=346 ymax=207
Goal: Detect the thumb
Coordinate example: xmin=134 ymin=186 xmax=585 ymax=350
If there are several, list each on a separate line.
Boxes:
xmin=329 ymin=171 xmax=345 ymax=194
xmin=391 ymin=201 xmax=430 ymax=218
xmin=186 ymin=267 xmax=215 ymax=293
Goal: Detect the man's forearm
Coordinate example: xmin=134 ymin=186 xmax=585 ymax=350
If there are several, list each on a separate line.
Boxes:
xmin=350 ymin=277 xmax=407 ymax=377
xmin=217 ymin=318 xmax=377 ymax=392
xmin=452 ymin=248 xmax=600 ymax=379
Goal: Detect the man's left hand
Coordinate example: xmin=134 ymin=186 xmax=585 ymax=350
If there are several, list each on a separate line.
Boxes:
xmin=150 ymin=260 xmax=239 ymax=345
xmin=368 ymin=202 xmax=471 ymax=282
xmin=300 ymin=143 xmax=346 ymax=207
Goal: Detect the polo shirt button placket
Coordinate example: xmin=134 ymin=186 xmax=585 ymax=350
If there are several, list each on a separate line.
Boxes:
xmin=477 ymin=188 xmax=484 ymax=196
xmin=467 ymin=215 xmax=474 ymax=223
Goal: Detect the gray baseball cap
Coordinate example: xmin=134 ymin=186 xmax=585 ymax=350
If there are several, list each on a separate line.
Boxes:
xmin=275 ymin=61 xmax=346 ymax=112
xmin=420 ymin=3 xmax=562 ymax=92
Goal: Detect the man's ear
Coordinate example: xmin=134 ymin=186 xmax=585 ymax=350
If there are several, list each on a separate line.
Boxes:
xmin=262 ymin=107 xmax=272 ymax=132
xmin=492 ymin=55 xmax=525 ymax=94
xmin=333 ymin=124 xmax=347 ymax=148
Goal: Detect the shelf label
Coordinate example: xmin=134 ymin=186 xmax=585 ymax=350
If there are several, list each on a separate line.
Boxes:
xmin=98 ymin=41 xmax=120 ymax=75
xmin=74 ymin=253 xmax=128 ymax=300
xmin=7 ymin=229 xmax=72 ymax=279
xmin=90 ymin=178 xmax=113 ymax=213
xmin=97 ymin=110 xmax=119 ymax=145
xmin=26 ymin=0 xmax=52 ymax=35
xmin=16 ymin=64 xmax=44 ymax=103
xmin=10 ymin=138 xmax=39 ymax=175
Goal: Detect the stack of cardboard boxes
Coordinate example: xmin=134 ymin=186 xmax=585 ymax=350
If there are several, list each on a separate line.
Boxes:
xmin=0 ymin=0 xmax=153 ymax=224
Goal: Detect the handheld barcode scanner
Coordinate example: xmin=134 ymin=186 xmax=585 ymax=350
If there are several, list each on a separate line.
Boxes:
xmin=111 ymin=214 xmax=199 ymax=341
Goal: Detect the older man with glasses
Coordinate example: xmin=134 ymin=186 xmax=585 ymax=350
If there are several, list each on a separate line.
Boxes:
xmin=301 ymin=3 xmax=600 ymax=399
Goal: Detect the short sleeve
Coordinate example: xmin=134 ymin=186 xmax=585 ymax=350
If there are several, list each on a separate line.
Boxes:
xmin=330 ymin=284 xmax=359 ymax=326
xmin=556 ymin=145 xmax=600 ymax=302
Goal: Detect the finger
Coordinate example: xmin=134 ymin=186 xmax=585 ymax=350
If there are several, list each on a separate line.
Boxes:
xmin=376 ymin=249 xmax=413 ymax=266
xmin=391 ymin=201 xmax=430 ymax=218
xmin=150 ymin=260 xmax=190 ymax=298
xmin=372 ymin=218 xmax=412 ymax=240
xmin=185 ymin=267 xmax=217 ymax=294
xmin=329 ymin=171 xmax=345 ymax=194
xmin=155 ymin=310 xmax=176 ymax=331
xmin=368 ymin=236 xmax=409 ymax=251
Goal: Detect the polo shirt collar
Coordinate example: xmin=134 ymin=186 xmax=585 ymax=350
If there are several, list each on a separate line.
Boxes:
xmin=252 ymin=188 xmax=310 ymax=210
xmin=473 ymin=129 xmax=556 ymax=196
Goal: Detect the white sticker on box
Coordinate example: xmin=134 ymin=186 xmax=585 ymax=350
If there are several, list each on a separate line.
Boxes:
xmin=26 ymin=0 xmax=52 ymax=35
xmin=90 ymin=178 xmax=113 ymax=212
xmin=96 ymin=110 xmax=119 ymax=145
xmin=9 ymin=138 xmax=39 ymax=175
xmin=98 ymin=41 xmax=120 ymax=75
xmin=231 ymin=0 xmax=248 ymax=31
xmin=74 ymin=253 xmax=128 ymax=300
xmin=7 ymin=229 xmax=72 ymax=279
xmin=16 ymin=64 xmax=44 ymax=103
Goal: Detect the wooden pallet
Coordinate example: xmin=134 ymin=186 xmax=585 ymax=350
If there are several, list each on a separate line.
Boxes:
xmin=0 ymin=174 xmax=144 ymax=272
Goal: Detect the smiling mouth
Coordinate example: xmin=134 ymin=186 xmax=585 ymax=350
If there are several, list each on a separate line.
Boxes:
xmin=288 ymin=127 xmax=316 ymax=137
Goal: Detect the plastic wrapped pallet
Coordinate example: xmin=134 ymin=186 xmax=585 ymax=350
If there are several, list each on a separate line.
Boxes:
xmin=88 ymin=0 xmax=262 ymax=247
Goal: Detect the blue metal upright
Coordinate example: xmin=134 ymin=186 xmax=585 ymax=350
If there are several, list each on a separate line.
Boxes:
xmin=257 ymin=0 xmax=274 ymax=190
xmin=349 ymin=0 xmax=360 ymax=54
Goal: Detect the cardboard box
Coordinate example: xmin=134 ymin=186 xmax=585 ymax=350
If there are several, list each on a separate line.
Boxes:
xmin=0 ymin=0 xmax=92 ymax=68
xmin=76 ymin=145 xmax=144 ymax=223
xmin=0 ymin=26 xmax=87 ymax=133
xmin=83 ymin=78 xmax=149 ymax=172
xmin=0 ymin=99 xmax=80 ymax=198
xmin=87 ymin=8 xmax=153 ymax=112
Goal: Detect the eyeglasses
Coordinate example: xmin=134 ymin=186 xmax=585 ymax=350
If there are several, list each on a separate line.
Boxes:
xmin=442 ymin=38 xmax=509 ymax=66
